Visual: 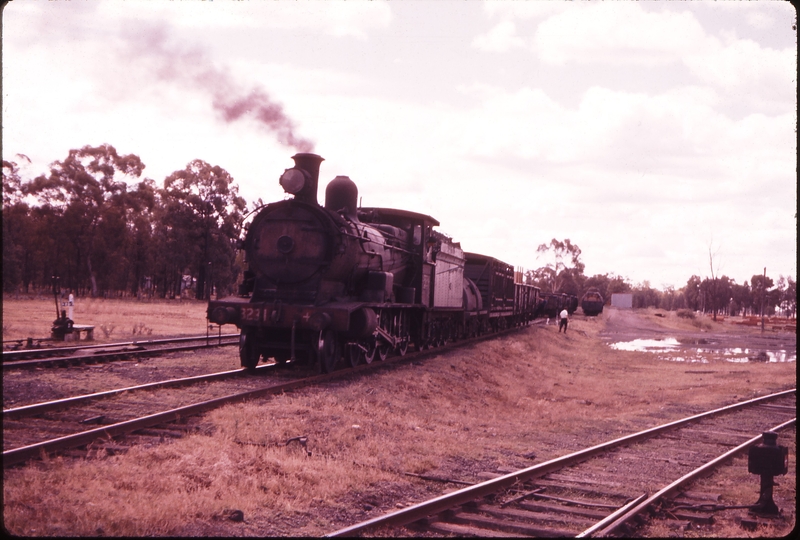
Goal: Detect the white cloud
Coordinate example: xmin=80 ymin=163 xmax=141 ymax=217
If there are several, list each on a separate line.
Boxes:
xmin=683 ymin=37 xmax=796 ymax=95
xmin=96 ymin=0 xmax=392 ymax=38
xmin=481 ymin=1 xmax=571 ymax=21
xmin=472 ymin=21 xmax=525 ymax=52
xmin=745 ymin=10 xmax=776 ymax=31
xmin=533 ymin=4 xmax=706 ymax=66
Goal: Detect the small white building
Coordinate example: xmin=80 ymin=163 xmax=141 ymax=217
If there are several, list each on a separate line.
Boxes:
xmin=611 ymin=293 xmax=633 ymax=309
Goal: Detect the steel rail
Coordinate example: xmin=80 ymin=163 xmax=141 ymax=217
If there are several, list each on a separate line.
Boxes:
xmin=591 ymin=417 xmax=796 ymax=538
xmin=575 ymin=494 xmax=649 ymax=538
xmin=2 ymin=333 xmax=240 ymax=362
xmin=3 ymin=365 xmax=276 ymax=420
xmin=2 ymin=324 xmax=535 ymax=467
xmin=2 ymin=339 xmax=239 ymax=370
xmin=325 ymin=388 xmax=796 ymax=537
xmin=2 ymin=369 xmax=340 ymax=467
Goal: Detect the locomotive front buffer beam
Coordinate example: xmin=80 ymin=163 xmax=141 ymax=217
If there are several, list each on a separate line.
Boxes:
xmin=209 ymin=299 xmax=386 ymax=338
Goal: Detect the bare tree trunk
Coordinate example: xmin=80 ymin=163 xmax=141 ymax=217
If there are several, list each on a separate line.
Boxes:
xmin=87 ymin=256 xmax=98 ymax=298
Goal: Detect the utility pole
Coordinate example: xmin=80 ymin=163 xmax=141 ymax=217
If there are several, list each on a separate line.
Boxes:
xmin=761 ymin=267 xmax=766 ymax=333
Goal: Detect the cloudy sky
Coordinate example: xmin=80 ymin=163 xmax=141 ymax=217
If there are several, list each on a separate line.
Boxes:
xmin=3 ymin=0 xmax=796 ymax=289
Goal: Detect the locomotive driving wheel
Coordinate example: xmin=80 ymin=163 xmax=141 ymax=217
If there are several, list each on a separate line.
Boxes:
xmin=363 ymin=338 xmax=377 ymax=364
xmin=317 ymin=330 xmax=339 ymax=374
xmin=377 ymin=342 xmax=390 ymax=362
xmin=239 ymin=330 xmax=261 ymax=372
xmin=347 ymin=343 xmax=362 ymax=367
xmin=397 ymin=338 xmax=409 ymax=356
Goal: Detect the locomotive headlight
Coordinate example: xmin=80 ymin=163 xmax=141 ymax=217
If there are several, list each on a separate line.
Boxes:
xmin=279 ymin=168 xmax=307 ymax=195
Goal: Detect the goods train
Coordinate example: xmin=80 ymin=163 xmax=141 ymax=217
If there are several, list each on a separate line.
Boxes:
xmin=208 ymin=153 xmax=551 ymax=372
xmin=581 ymin=288 xmax=605 ymax=316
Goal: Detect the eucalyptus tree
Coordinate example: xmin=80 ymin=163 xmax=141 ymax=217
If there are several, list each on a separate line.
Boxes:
xmin=777 ymin=276 xmax=796 ymax=318
xmin=158 ymin=160 xmax=246 ymax=300
xmin=534 ymin=238 xmax=585 ymax=293
xmin=683 ymin=275 xmax=702 ymax=312
xmin=750 ymin=273 xmax=777 ymax=318
xmin=23 ymin=144 xmax=147 ymax=296
xmin=2 ymin=160 xmax=31 ymax=292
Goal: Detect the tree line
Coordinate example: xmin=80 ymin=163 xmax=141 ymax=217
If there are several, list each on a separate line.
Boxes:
xmin=529 ymin=239 xmax=796 ymax=318
xmin=3 ymin=144 xmax=246 ymax=300
xmin=3 ymin=145 xmax=796 ymax=318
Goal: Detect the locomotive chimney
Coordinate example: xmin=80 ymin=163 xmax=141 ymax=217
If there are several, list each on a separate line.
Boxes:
xmin=290 ymin=153 xmax=324 ymax=205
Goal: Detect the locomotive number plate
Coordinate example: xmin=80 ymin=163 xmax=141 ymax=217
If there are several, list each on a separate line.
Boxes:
xmin=241 ymin=307 xmax=262 ymax=322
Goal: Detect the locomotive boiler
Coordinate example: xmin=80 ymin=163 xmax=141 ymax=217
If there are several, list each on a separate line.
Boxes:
xmin=208 ymin=153 xmax=537 ymax=373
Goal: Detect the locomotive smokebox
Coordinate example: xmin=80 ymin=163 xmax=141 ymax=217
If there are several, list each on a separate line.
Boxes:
xmin=279 ymin=153 xmax=325 ymax=205
xmin=325 ymin=175 xmax=359 ymax=220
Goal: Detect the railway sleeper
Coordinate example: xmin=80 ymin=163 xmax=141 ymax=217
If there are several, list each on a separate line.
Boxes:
xmin=5 ymin=420 xmax=84 ymax=435
xmin=529 ymin=478 xmax=634 ymax=500
xmin=133 ymin=427 xmax=186 ymax=439
xmin=441 ymin=507 xmax=576 ymax=537
xmin=63 ymin=449 xmax=95 ymax=460
xmin=654 ymin=518 xmax=693 ymax=532
xmin=513 ymin=499 xmax=614 ymax=520
xmin=158 ymin=422 xmax=202 ymax=432
xmin=422 ymin=520 xmax=524 ymax=538
xmin=666 ymin=510 xmax=715 ymax=525
xmin=466 ymin=502 xmax=597 ymax=528
xmin=672 ymin=490 xmax=722 ymax=503
xmin=541 ymin=472 xmax=626 ymax=489
xmin=89 ymin=444 xmax=132 ymax=456
xmin=610 ymin=450 xmax=705 ymax=467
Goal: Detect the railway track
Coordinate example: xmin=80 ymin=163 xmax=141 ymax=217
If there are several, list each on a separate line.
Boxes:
xmin=3 ymin=323 xmax=531 ymax=468
xmin=2 ymin=362 xmax=319 ymax=467
xmin=327 ymin=389 xmax=796 ymax=537
xmin=2 ymin=333 xmax=240 ymax=369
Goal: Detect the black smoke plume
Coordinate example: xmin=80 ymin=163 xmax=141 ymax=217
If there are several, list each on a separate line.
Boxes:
xmin=130 ymin=25 xmax=314 ymax=153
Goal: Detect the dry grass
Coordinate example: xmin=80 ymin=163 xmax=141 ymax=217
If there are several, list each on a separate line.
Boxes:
xmin=2 ymin=304 xmax=796 ymax=536
xmin=2 ymin=296 xmax=211 ymax=342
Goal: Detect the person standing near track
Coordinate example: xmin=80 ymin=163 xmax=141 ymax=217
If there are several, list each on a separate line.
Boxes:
xmin=558 ymin=308 xmax=569 ymax=333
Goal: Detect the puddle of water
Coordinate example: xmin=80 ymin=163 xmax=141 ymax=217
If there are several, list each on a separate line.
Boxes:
xmin=608 ymin=338 xmax=796 ymax=363
xmin=609 ymin=338 xmax=680 ymax=352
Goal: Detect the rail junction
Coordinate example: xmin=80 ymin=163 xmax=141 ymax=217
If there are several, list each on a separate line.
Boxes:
xmin=327 ymin=389 xmax=795 ymax=537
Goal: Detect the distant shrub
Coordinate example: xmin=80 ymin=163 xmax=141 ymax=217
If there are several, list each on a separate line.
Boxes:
xmin=691 ymin=318 xmax=712 ymax=330
xmin=100 ymin=324 xmax=116 ymax=338
xmin=132 ymin=322 xmax=153 ymax=336
xmin=676 ymin=309 xmax=695 ymax=319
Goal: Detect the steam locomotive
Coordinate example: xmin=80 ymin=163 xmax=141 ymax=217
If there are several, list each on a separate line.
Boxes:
xmin=207 ymin=153 xmax=547 ymax=372
xmin=581 ymin=288 xmax=605 ymax=316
